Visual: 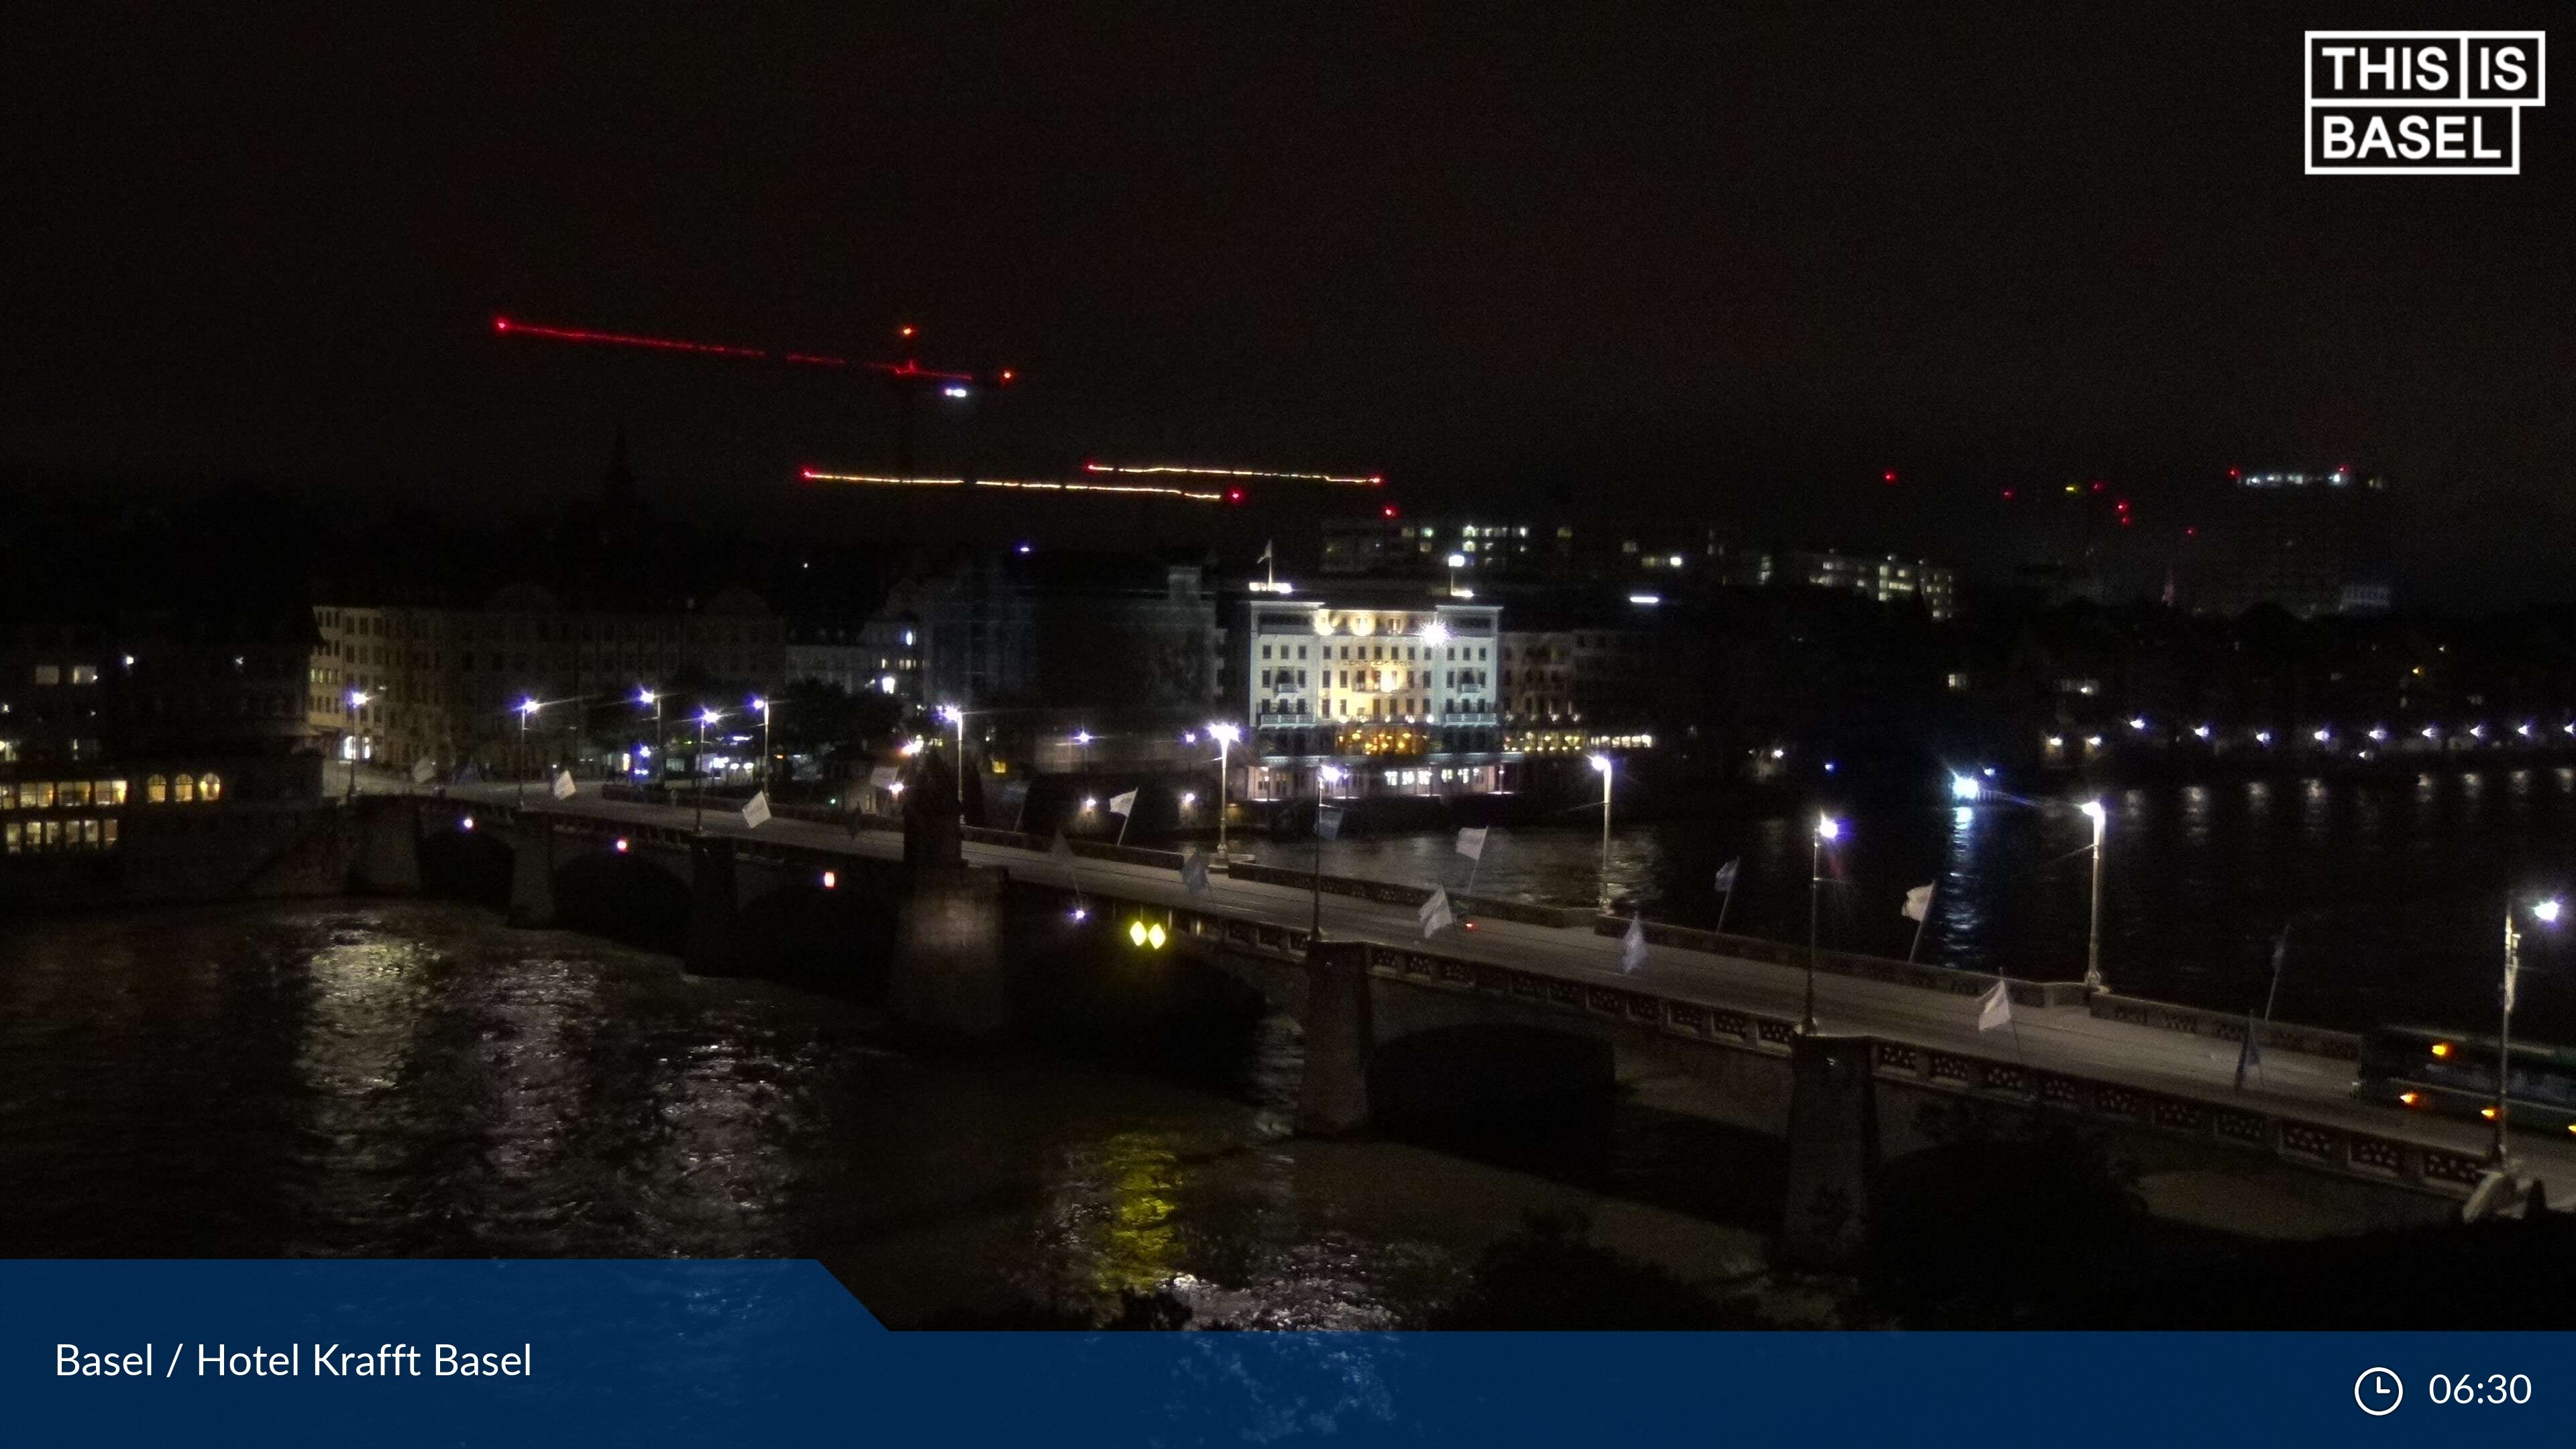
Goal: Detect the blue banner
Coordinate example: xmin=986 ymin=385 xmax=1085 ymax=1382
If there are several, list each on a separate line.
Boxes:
xmin=7 ymin=1260 xmax=2569 ymax=1446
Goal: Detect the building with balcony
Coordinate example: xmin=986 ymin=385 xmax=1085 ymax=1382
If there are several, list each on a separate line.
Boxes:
xmin=1238 ymin=592 xmax=1512 ymax=800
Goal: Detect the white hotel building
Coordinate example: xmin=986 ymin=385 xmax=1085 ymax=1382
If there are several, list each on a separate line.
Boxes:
xmin=1240 ymin=595 xmax=1513 ymax=801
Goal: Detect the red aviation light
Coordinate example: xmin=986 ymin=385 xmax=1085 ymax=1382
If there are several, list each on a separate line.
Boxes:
xmin=1227 ymin=488 xmax=1246 ymax=504
xmin=1882 ymin=470 xmax=1898 ymax=484
xmin=1381 ymin=504 xmax=1401 ymax=519
xmin=490 ymin=315 xmax=804 ymax=363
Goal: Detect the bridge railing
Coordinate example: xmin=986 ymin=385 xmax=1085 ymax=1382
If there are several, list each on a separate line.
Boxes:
xmin=1588 ymin=914 xmax=2091 ymax=1010
xmin=2088 ymin=993 xmax=2363 ymax=1061
xmin=1217 ymin=859 xmax=1592 ymax=928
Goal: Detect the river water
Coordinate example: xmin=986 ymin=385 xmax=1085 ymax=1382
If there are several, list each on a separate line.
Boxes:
xmin=0 ymin=901 xmax=1776 ymax=1326
xmin=1248 ymin=765 xmax=2576 ymax=1043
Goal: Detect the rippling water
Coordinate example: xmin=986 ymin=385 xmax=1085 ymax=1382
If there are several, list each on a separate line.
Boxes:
xmin=0 ymin=902 xmax=1769 ymax=1326
xmin=1248 ymin=767 xmax=2576 ymax=1041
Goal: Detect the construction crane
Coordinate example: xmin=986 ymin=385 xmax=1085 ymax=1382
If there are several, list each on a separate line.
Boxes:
xmin=491 ymin=313 xmax=1016 ymax=481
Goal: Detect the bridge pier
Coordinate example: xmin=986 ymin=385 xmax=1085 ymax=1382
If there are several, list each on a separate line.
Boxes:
xmin=686 ymin=836 xmax=741 ymax=976
xmin=888 ymin=866 xmax=1007 ymax=1036
xmin=353 ymin=798 xmax=423 ymax=896
xmin=506 ymin=820 xmax=556 ymax=927
xmin=1297 ymin=939 xmax=1375 ymax=1137
xmin=1780 ymin=1032 xmax=1878 ymax=1269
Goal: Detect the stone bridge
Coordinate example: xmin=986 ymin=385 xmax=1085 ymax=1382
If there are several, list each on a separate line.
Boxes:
xmin=350 ymin=790 xmax=2554 ymax=1261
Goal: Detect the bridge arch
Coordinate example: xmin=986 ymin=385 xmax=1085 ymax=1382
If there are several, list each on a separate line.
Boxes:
xmin=551 ymin=844 xmax=693 ymax=951
xmin=1366 ymin=1022 xmax=1618 ymax=1140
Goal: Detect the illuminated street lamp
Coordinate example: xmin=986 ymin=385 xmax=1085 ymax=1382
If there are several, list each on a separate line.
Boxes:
xmin=1805 ymin=814 xmax=1843 ymax=1032
xmin=2493 ymin=896 xmax=2563 ymax=1162
xmin=516 ymin=698 xmax=540 ymax=806
xmin=1589 ymin=753 xmax=1615 ymax=912
xmin=751 ymin=696 xmax=773 ymax=790
xmin=2081 ymin=799 xmax=2108 ymax=992
xmin=638 ymin=687 xmax=663 ymax=785
xmin=1311 ymin=763 xmax=1346 ymax=938
xmin=345 ymin=689 xmax=371 ymax=802
xmin=1208 ymin=721 xmax=1241 ymax=859
xmin=1950 ymin=772 xmax=1980 ymax=802
xmin=937 ymin=703 xmax=967 ymax=765
xmin=695 ymin=708 xmax=721 ymax=833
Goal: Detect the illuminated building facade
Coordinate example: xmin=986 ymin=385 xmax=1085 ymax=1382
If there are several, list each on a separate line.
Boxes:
xmin=1240 ymin=596 xmax=1509 ymax=798
xmin=1786 ymin=549 xmax=1958 ymax=621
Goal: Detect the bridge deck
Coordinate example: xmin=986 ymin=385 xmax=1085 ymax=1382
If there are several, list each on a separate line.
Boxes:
xmin=447 ymin=786 xmax=2576 ymax=1201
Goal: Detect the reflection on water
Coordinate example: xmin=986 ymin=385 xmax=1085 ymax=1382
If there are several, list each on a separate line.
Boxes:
xmin=1247 ymin=768 xmax=2576 ymax=1040
xmin=0 ymin=902 xmax=1767 ymax=1328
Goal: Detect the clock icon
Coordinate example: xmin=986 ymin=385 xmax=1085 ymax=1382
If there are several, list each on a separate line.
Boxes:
xmin=2356 ymin=1367 xmax=2404 ymax=1416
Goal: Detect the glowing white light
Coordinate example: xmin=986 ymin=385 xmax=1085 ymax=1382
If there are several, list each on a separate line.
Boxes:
xmin=821 ymin=871 xmax=837 ymax=890
xmin=1627 ymin=593 xmax=1662 ymax=606
xmin=614 ymin=838 xmax=630 ymax=853
xmin=2312 ymin=728 xmax=2330 ymax=743
xmin=2192 ymin=724 xmax=2211 ymax=739
xmin=2369 ymin=727 xmax=2389 ymax=741
xmin=1083 ymin=797 xmax=1099 ymax=810
xmin=1588 ymin=753 xmax=1613 ymax=773
xmin=2081 ymin=799 xmax=2106 ymax=824
xmin=1419 ymin=621 xmax=1451 ymax=645
xmin=2536 ymin=900 xmax=2563 ymax=924
xmin=1180 ymin=792 xmax=1197 ymax=806
xmin=1951 ymin=773 xmax=1980 ymax=801
xmin=2422 ymin=725 xmax=2440 ymax=739
xmin=2084 ymin=735 xmax=2103 ymax=748
xmin=1816 ymin=816 xmax=1842 ymax=841
xmin=1208 ymin=722 xmax=1240 ymax=744
xmin=519 ymin=698 xmax=540 ymax=716
xmin=2255 ymin=731 xmax=2272 ymax=745
xmin=2128 ymin=717 xmax=2147 ymax=731
xmin=2519 ymin=722 xmax=2536 ymax=738
xmin=460 ymin=816 xmax=475 ymax=831
xmin=942 ymin=385 xmax=969 ymax=398
xmin=637 ymin=688 xmax=655 ymax=704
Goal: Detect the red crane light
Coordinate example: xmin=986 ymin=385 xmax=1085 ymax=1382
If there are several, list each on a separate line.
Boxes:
xmin=2000 ymin=488 xmax=2016 ymax=500
xmin=1227 ymin=488 xmax=1246 ymax=504
xmin=1882 ymin=470 xmax=1898 ymax=484
xmin=1381 ymin=504 xmax=1401 ymax=519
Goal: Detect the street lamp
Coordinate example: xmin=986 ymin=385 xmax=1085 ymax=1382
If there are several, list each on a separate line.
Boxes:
xmin=1950 ymin=772 xmax=1980 ymax=802
xmin=695 ymin=708 xmax=721 ymax=832
xmin=750 ymin=696 xmax=772 ymax=791
xmin=345 ymin=689 xmax=370 ymax=802
xmin=1312 ymin=763 xmax=1345 ymax=938
xmin=1589 ymin=753 xmax=1615 ymax=912
xmin=1806 ymin=814 xmax=1843 ymax=1032
xmin=638 ymin=688 xmax=663 ymax=787
xmin=516 ymin=698 xmax=540 ymax=806
xmin=2080 ymin=799 xmax=2107 ymax=992
xmin=937 ymin=703 xmax=966 ymax=765
xmin=2493 ymin=896 xmax=2563 ymax=1162
xmin=1208 ymin=722 xmax=1240 ymax=859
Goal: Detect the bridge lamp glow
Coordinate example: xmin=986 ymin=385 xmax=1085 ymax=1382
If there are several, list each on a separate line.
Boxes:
xmin=2431 ymin=1041 xmax=2454 ymax=1059
xmin=1815 ymin=815 xmax=1841 ymax=842
xmin=2536 ymin=900 xmax=2564 ymax=924
xmin=2518 ymin=722 xmax=2536 ymax=738
xmin=1179 ymin=792 xmax=1197 ymax=807
xmin=2080 ymin=800 xmax=2106 ymax=824
xmin=460 ymin=816 xmax=474 ymax=831
xmin=1083 ymin=797 xmax=1099 ymax=811
xmin=2422 ymin=725 xmax=2440 ymax=739
xmin=1069 ymin=906 xmax=1088 ymax=922
xmin=1129 ymin=919 xmax=1148 ymax=947
xmin=637 ymin=688 xmax=655 ymax=705
xmin=888 ymin=781 xmax=905 ymax=797
xmin=700 ymin=708 xmax=721 ymax=725
xmin=614 ymin=838 xmax=629 ymax=853
xmin=2127 ymin=717 xmax=2146 ymax=731
xmin=1950 ymin=773 xmax=1980 ymax=802
xmin=1446 ymin=553 xmax=1468 ymax=569
xmin=2369 ymin=727 xmax=2389 ymax=742
xmin=2312 ymin=728 xmax=2331 ymax=744
xmin=2192 ymin=724 xmax=2212 ymax=739
xmin=820 ymin=871 xmax=837 ymax=890
xmin=1588 ymin=753 xmax=1612 ymax=774
xmin=2399 ymin=1091 xmax=2421 ymax=1107
xmin=2471 ymin=724 xmax=2487 ymax=739
xmin=936 ymin=704 xmax=962 ymax=725
xmin=2254 ymin=731 xmax=2273 ymax=745
xmin=1208 ymin=722 xmax=1240 ymax=744
xmin=519 ymin=699 xmax=540 ymax=716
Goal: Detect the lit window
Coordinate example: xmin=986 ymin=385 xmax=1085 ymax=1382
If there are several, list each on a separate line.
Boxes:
xmin=21 ymin=781 xmax=52 ymax=809
xmin=173 ymin=774 xmax=195 ymax=803
xmin=59 ymin=780 xmax=89 ymax=808
xmin=199 ymin=773 xmax=222 ymax=802
xmin=146 ymin=774 xmax=168 ymax=804
xmin=33 ymin=665 xmax=59 ymax=686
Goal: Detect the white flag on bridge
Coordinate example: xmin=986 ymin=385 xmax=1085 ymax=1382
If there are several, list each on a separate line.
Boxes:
xmin=740 ymin=790 xmax=771 ymax=828
xmin=1454 ymin=826 xmax=1488 ymax=861
xmin=1181 ymin=848 xmax=1212 ymax=896
xmin=1418 ymin=886 xmax=1454 ymax=938
xmin=1621 ymin=917 xmax=1650 ymax=973
xmin=1977 ymin=980 xmax=2014 ymax=1032
xmin=1713 ymin=858 xmax=1738 ymax=892
xmin=410 ymin=755 xmax=437 ymax=784
xmin=1902 ymin=883 xmax=1935 ymax=922
xmin=551 ymin=770 xmax=576 ymax=800
xmin=1108 ymin=789 xmax=1138 ymax=818
xmin=1316 ymin=806 xmax=1344 ymax=841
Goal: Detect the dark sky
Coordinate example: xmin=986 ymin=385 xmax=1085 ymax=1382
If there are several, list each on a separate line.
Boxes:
xmin=4 ymin=5 xmax=2571 ymax=603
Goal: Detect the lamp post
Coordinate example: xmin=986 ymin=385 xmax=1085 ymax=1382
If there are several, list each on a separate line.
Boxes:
xmin=1588 ymin=752 xmax=1615 ymax=912
xmin=1209 ymin=721 xmax=1240 ymax=859
xmin=1312 ymin=763 xmax=1344 ymax=939
xmin=1806 ymin=814 xmax=1842 ymax=1032
xmin=345 ymin=689 xmax=370 ymax=802
xmin=516 ymin=699 xmax=540 ymax=806
xmin=751 ymin=696 xmax=772 ymax=792
xmin=638 ymin=688 xmax=663 ymax=787
xmin=696 ymin=708 xmax=721 ymax=833
xmin=2081 ymin=799 xmax=2107 ymax=992
xmin=2494 ymin=896 xmax=2563 ymax=1162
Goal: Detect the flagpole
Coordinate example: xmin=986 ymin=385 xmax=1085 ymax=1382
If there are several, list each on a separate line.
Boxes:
xmin=1907 ymin=883 xmax=1934 ymax=963
xmin=1116 ymin=806 xmax=1132 ymax=847
xmin=1714 ymin=873 xmax=1735 ymax=936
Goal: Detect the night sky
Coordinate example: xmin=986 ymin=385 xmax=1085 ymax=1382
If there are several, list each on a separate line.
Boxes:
xmin=4 ymin=5 xmax=2571 ymax=602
